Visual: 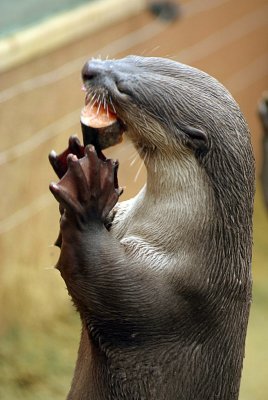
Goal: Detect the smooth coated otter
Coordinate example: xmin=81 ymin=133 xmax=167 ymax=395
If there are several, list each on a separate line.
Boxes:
xmin=49 ymin=56 xmax=255 ymax=400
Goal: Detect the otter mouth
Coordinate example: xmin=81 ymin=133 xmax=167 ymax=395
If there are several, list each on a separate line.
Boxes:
xmin=80 ymin=89 xmax=126 ymax=161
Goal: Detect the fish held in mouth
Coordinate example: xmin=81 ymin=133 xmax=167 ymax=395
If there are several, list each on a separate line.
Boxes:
xmin=80 ymin=100 xmax=124 ymax=151
xmin=81 ymin=102 xmax=117 ymax=129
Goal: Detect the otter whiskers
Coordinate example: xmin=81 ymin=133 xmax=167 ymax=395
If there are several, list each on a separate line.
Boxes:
xmin=134 ymin=151 xmax=147 ymax=182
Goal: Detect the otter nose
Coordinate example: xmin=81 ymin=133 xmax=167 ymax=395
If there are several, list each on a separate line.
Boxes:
xmin=82 ymin=60 xmax=115 ymax=85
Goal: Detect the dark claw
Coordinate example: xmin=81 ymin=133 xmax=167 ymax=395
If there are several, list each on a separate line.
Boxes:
xmin=68 ymin=136 xmax=84 ymax=157
xmin=117 ymin=187 xmax=124 ymax=197
xmin=54 ymin=231 xmax=62 ymax=248
xmin=114 ymin=160 xmax=119 ymax=190
xmin=49 ymin=136 xmax=85 ymax=178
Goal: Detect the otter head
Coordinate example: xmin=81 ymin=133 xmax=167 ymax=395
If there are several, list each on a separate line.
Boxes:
xmin=81 ymin=56 xmax=254 ymax=230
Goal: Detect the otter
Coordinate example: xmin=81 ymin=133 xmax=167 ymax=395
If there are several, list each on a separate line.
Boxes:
xmin=49 ymin=56 xmax=255 ymax=400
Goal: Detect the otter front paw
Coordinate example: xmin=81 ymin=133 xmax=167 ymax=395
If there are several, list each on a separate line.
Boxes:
xmin=49 ymin=135 xmax=85 ymax=178
xmin=49 ymin=145 xmax=120 ymax=229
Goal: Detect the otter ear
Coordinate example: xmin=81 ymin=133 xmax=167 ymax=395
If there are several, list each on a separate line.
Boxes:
xmin=182 ymin=126 xmax=209 ymax=154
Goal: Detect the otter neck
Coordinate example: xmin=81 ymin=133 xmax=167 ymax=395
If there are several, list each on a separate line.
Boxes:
xmin=143 ymin=150 xmax=211 ymax=205
xmin=132 ymin=150 xmax=214 ymax=250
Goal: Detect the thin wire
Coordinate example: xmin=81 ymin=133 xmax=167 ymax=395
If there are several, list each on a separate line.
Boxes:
xmin=182 ymin=0 xmax=231 ymax=17
xmin=0 ymin=193 xmax=53 ymax=235
xmin=0 ymin=0 xmax=231 ymax=104
xmin=0 ymin=20 xmax=166 ymax=104
xmin=0 ymin=109 xmax=80 ymax=166
xmin=176 ymin=4 xmax=268 ymax=64
xmin=225 ymin=54 xmax=268 ymax=95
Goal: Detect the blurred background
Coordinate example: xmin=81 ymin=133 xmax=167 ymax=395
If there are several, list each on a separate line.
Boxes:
xmin=0 ymin=0 xmax=267 ymax=399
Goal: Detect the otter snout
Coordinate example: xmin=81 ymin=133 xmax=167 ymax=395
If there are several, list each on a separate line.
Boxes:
xmin=82 ymin=59 xmax=116 ymax=82
xmin=82 ymin=58 xmax=137 ymax=98
xmin=82 ymin=59 xmax=118 ymax=93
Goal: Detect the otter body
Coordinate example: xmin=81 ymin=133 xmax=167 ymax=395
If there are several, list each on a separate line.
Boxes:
xmin=49 ymin=56 xmax=255 ymax=400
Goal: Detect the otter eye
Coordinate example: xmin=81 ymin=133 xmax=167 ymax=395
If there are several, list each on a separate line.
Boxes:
xmin=182 ymin=126 xmax=209 ymax=154
xmin=116 ymin=80 xmax=132 ymax=96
